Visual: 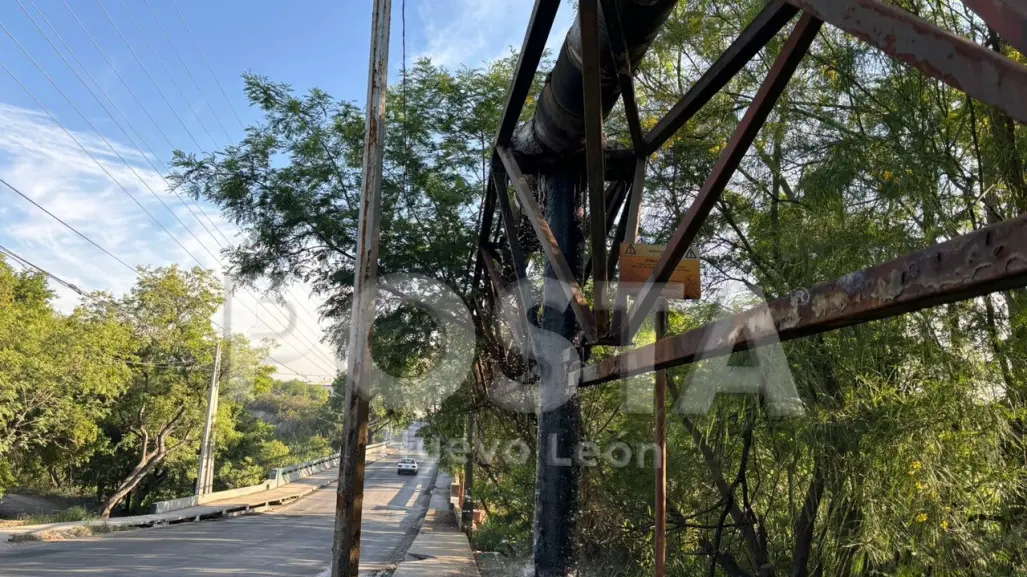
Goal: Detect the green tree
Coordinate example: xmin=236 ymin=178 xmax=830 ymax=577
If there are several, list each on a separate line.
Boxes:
xmin=0 ymin=257 xmax=133 ymax=498
xmin=85 ymin=266 xmax=223 ymax=518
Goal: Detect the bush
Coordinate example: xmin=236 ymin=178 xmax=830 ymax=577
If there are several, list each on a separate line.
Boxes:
xmin=470 ymin=517 xmax=527 ymax=556
xmin=21 ymin=506 xmax=94 ymax=525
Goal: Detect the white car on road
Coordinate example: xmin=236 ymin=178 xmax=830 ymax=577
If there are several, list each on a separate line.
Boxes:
xmin=397 ymin=457 xmax=418 ymax=476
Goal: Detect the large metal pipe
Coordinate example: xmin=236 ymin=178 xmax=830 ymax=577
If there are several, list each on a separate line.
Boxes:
xmin=511 ymin=0 xmax=679 ymax=156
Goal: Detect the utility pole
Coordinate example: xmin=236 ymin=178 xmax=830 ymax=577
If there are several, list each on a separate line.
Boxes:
xmin=332 ymin=1 xmax=390 ymax=575
xmin=654 ymin=302 xmax=668 ymax=577
xmin=196 ymin=341 xmax=223 ymax=495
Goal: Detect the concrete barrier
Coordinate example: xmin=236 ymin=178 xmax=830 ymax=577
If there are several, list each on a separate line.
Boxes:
xmin=151 ymin=442 xmax=387 ymax=514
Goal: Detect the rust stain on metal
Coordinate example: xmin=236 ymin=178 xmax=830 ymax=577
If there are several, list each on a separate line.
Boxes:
xmin=785 ymin=0 xmax=1027 ymax=124
xmin=579 ymin=215 xmax=1027 ymax=387
xmin=811 ymin=290 xmax=851 ymax=318
xmin=777 ymin=294 xmax=802 ymax=330
xmin=870 ymin=269 xmax=904 ymax=302
xmin=745 ymin=308 xmax=776 ymax=337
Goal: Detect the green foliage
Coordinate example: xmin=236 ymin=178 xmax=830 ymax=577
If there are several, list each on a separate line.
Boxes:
xmin=21 ymin=505 xmax=93 ymax=525
xmin=2 ymin=5 xmax=1014 ymax=572
xmin=0 ymin=259 xmax=134 ymax=498
xmin=0 ymin=261 xmax=334 ymax=516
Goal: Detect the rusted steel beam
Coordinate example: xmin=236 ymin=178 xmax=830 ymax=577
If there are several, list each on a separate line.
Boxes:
xmin=962 ymin=0 xmax=1027 ymax=57
xmin=643 ymin=1 xmax=799 ymax=154
xmin=600 ymin=0 xmax=645 ymax=155
xmin=785 ymin=0 xmax=1027 ymax=124
xmin=480 ymin=245 xmax=507 ymax=302
xmin=584 ymin=181 xmax=629 ymax=281
xmin=580 ymin=212 xmax=1027 ymax=387
xmin=512 ymin=0 xmax=678 ymax=156
xmin=497 ymin=145 xmax=599 ymax=342
xmin=581 ymin=0 xmax=610 ymax=336
xmin=493 ymin=167 xmax=535 ymax=331
xmin=625 ymin=14 xmax=822 ymax=343
xmin=610 ymin=156 xmax=648 ymax=341
xmin=480 ymin=243 xmax=532 ymax=354
xmin=471 ymin=176 xmax=497 ymax=297
xmin=654 ymin=302 xmax=668 ymax=577
xmin=513 ymin=147 xmax=636 ymax=180
xmin=495 ymin=0 xmax=562 ymax=146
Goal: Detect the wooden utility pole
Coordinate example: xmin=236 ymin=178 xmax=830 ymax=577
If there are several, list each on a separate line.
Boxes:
xmin=654 ymin=302 xmax=668 ymax=577
xmin=331 ymin=1 xmax=390 ymax=575
xmin=196 ymin=341 xmax=223 ymax=495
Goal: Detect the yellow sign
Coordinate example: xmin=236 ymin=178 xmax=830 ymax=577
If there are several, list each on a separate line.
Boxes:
xmin=618 ymin=243 xmax=700 ymax=300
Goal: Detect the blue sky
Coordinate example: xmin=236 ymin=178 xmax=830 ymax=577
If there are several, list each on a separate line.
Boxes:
xmin=0 ymin=0 xmax=573 ymax=381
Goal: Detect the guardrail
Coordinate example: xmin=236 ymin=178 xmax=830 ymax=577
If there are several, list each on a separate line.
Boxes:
xmin=151 ymin=442 xmax=387 ymax=514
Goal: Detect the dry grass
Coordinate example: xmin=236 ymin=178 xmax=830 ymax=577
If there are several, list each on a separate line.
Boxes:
xmin=8 ymin=522 xmax=129 ymax=542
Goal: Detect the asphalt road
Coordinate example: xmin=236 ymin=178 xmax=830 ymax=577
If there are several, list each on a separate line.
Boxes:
xmin=0 ymin=455 xmax=436 ymax=576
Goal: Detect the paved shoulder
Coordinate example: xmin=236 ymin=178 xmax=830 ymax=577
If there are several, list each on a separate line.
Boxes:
xmin=392 ymin=472 xmax=480 ymax=577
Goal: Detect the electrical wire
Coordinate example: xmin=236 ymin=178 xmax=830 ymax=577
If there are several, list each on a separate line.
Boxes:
xmin=3 ymin=16 xmax=338 ymax=372
xmin=0 ymin=177 xmax=139 ymax=277
xmin=141 ymin=0 xmax=233 ymax=144
xmin=90 ymin=0 xmax=205 ymax=151
xmin=0 ymin=177 xmax=326 ymax=379
xmin=58 ymin=0 xmax=337 ymax=368
xmin=113 ymin=0 xmax=220 ymax=150
xmin=5 ymin=3 xmax=339 ymax=376
xmin=169 ymin=0 xmax=247 ymax=131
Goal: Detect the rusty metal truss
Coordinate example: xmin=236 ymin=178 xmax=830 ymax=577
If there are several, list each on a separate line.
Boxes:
xmin=473 ymin=0 xmax=1027 ymax=387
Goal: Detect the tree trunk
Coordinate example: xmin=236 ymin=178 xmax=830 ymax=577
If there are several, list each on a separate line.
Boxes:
xmin=791 ymin=462 xmax=826 ymax=577
xmin=100 ymin=408 xmax=186 ymax=519
xmin=99 ymin=447 xmax=168 ymax=519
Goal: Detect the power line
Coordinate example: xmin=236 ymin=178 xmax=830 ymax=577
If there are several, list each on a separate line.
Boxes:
xmin=0 ymin=230 xmax=322 ymax=380
xmin=9 ymin=4 xmax=337 ymax=374
xmin=0 ymin=177 xmax=139 ymax=277
xmin=116 ymin=2 xmax=339 ymax=361
xmin=0 ymin=243 xmax=299 ymax=375
xmin=113 ymin=0 xmax=220 ymax=150
xmin=26 ymin=0 xmax=230 ymax=251
xmin=91 ymin=0 xmax=206 ymax=151
xmin=70 ymin=0 xmax=335 ymax=356
xmin=141 ymin=0 xmax=233 ymax=144
xmin=0 ymin=28 xmax=216 ymax=270
xmin=170 ymin=0 xmax=247 ymax=132
xmin=59 ymin=0 xmax=336 ymax=369
xmin=60 ymin=0 xmax=234 ymax=247
xmin=9 ymin=3 xmax=224 ymax=266
xmin=12 ymin=2 xmax=339 ymax=372
xmin=0 ymin=243 xmax=87 ymax=295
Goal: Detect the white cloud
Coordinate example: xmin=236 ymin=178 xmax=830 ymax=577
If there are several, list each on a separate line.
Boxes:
xmin=0 ymin=102 xmax=337 ymax=382
xmin=416 ymin=0 xmax=575 ymax=69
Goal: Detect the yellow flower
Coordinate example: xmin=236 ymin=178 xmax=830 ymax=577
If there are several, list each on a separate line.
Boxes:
xmin=908 ymin=460 xmax=923 ymax=475
xmin=915 ymin=512 xmax=929 ymax=523
xmin=940 ymin=520 xmax=949 ymax=531
xmin=883 ymin=170 xmax=894 ymax=182
xmin=916 ymin=481 xmax=928 ymax=491
xmin=709 ymin=141 xmax=727 ymax=155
